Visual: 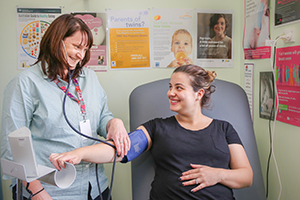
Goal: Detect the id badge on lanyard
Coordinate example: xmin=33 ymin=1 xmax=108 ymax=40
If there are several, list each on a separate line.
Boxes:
xmin=54 ymin=78 xmax=92 ymax=139
xmin=79 ymin=119 xmax=92 ymax=140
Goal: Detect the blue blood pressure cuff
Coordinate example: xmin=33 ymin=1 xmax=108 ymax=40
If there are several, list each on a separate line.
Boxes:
xmin=121 ymin=129 xmax=148 ymax=163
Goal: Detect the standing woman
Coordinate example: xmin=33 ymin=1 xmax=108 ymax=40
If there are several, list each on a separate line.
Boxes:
xmin=207 ymin=14 xmax=232 ymax=59
xmin=1 ymin=14 xmax=130 ymax=200
xmin=50 ymin=64 xmax=253 ymax=199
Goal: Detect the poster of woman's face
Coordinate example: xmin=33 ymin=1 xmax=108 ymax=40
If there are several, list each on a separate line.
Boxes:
xmin=195 ymin=11 xmax=233 ymax=68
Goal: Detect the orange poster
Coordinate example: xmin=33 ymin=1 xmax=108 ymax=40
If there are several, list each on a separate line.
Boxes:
xmin=107 ymin=9 xmax=151 ymax=70
xmin=110 ymin=28 xmax=150 ymax=69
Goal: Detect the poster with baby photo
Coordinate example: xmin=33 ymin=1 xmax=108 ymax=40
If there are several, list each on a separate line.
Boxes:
xmin=72 ymin=12 xmax=108 ymax=72
xmin=194 ymin=10 xmax=233 ymax=68
xmin=151 ymin=8 xmax=194 ymax=68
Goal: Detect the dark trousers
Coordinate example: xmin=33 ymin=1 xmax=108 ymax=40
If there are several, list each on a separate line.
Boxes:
xmin=13 ymin=184 xmax=112 ymax=200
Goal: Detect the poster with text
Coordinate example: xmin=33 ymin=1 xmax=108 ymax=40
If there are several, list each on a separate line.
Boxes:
xmin=275 ymin=46 xmax=300 ymax=127
xmin=151 ymin=8 xmax=194 ymax=68
xmin=244 ymin=63 xmax=254 ymax=121
xmin=243 ymin=0 xmax=271 ymax=59
xmin=195 ymin=10 xmax=233 ymax=68
xmin=107 ymin=9 xmax=150 ymax=70
xmin=275 ymin=0 xmax=300 ymax=26
xmin=17 ymin=7 xmax=62 ymax=69
xmin=72 ymin=12 xmax=108 ymax=72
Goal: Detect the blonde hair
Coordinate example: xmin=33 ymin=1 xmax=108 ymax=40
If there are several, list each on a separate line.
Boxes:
xmin=171 ymin=29 xmax=192 ymax=45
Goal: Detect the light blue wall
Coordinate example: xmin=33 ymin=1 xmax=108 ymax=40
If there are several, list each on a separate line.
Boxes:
xmin=1 ymin=0 xmax=299 ymax=200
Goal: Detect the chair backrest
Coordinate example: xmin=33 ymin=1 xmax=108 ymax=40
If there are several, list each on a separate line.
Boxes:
xmin=129 ymin=78 xmax=266 ymax=200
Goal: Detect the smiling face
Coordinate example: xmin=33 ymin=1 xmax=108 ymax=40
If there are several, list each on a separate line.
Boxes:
xmin=167 ymin=72 xmax=201 ymax=114
xmin=62 ymin=31 xmax=89 ymax=70
xmin=171 ymin=33 xmax=192 ymax=57
xmin=213 ymin=17 xmax=226 ymax=36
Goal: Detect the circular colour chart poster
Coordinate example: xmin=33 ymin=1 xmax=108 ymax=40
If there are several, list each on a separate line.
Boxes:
xmin=20 ymin=20 xmax=50 ymax=59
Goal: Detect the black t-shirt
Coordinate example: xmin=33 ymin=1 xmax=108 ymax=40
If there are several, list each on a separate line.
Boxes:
xmin=142 ymin=116 xmax=243 ymax=200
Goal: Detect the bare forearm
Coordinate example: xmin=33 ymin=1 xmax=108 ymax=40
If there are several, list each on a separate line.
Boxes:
xmin=50 ymin=127 xmax=152 ymax=170
xmin=222 ymin=144 xmax=253 ymax=188
xmin=218 ymin=167 xmax=253 ymax=189
xmin=79 ymin=142 xmax=122 ymax=163
xmin=50 ymin=141 xmax=122 ymax=171
xmin=22 ymin=180 xmax=52 ymax=200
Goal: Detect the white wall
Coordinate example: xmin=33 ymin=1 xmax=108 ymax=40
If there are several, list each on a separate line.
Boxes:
xmin=1 ymin=0 xmax=299 ymax=200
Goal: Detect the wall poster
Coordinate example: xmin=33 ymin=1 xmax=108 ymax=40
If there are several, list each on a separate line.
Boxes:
xmin=17 ymin=7 xmax=62 ymax=69
xmin=151 ymin=8 xmax=194 ymax=68
xmin=275 ymin=0 xmax=300 ymax=26
xmin=107 ymin=9 xmax=150 ymax=70
xmin=243 ymin=0 xmax=270 ymax=60
xmin=195 ymin=9 xmax=234 ymax=68
xmin=72 ymin=12 xmax=108 ymax=72
xmin=244 ymin=63 xmax=254 ymax=121
xmin=260 ymin=71 xmax=275 ymax=120
xmin=275 ymin=46 xmax=300 ymax=127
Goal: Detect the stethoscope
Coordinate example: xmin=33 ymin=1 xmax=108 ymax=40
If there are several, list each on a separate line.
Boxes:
xmin=61 ymin=40 xmax=117 ymax=200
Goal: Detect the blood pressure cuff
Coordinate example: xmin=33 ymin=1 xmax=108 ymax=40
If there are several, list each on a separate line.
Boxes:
xmin=121 ymin=129 xmax=148 ymax=163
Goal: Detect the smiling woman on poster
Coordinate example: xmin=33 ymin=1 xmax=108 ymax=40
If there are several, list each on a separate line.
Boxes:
xmin=207 ymin=14 xmax=232 ymax=59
